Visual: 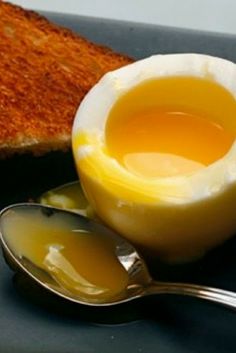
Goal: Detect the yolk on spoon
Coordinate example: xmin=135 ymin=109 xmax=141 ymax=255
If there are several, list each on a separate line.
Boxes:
xmin=2 ymin=209 xmax=129 ymax=301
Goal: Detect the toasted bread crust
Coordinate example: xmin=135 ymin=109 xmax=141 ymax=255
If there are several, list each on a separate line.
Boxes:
xmin=0 ymin=1 xmax=133 ymax=158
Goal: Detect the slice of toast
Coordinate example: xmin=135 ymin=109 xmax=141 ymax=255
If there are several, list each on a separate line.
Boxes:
xmin=0 ymin=1 xmax=133 ymax=158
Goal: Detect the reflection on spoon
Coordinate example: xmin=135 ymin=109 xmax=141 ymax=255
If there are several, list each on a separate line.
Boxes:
xmin=0 ymin=204 xmax=129 ymax=302
xmin=1 ymin=203 xmax=236 ymax=309
xmin=39 ymin=181 xmax=90 ymax=216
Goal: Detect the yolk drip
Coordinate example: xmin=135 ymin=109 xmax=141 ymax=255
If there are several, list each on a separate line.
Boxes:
xmin=106 ymin=77 xmax=236 ymax=178
xmin=3 ymin=209 xmax=129 ymax=301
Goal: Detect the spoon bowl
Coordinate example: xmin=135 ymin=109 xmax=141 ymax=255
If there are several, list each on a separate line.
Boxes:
xmin=1 ymin=203 xmax=236 ymax=309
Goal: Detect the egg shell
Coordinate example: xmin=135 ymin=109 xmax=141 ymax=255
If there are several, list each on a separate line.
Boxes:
xmin=72 ymin=53 xmax=236 ymax=262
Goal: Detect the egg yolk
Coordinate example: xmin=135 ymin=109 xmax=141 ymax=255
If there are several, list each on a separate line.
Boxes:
xmin=3 ymin=209 xmax=129 ymax=301
xmin=106 ymin=77 xmax=236 ymax=177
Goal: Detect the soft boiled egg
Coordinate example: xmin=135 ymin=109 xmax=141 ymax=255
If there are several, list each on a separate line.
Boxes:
xmin=72 ymin=53 xmax=236 ymax=262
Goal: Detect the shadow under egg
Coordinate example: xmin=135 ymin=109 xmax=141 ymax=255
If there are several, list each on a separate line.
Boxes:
xmin=0 ymin=150 xmax=77 ymax=209
xmin=145 ymin=234 xmax=236 ymax=292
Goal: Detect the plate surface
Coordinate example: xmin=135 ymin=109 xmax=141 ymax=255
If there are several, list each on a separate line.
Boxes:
xmin=1 ymin=12 xmax=236 ymax=353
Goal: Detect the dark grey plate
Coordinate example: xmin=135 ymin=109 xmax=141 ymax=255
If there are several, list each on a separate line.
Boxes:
xmin=1 ymin=12 xmax=236 ymax=353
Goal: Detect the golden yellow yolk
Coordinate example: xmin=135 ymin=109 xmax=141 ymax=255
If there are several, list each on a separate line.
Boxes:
xmin=106 ymin=77 xmax=235 ymax=178
xmin=3 ymin=210 xmax=129 ymax=301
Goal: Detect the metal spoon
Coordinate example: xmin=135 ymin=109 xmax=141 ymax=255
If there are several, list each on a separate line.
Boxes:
xmin=1 ymin=203 xmax=236 ymax=309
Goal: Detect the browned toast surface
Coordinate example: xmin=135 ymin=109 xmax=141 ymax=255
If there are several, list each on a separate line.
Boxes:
xmin=0 ymin=1 xmax=133 ymax=158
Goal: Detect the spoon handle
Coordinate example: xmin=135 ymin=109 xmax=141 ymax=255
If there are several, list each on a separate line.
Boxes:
xmin=146 ymin=281 xmax=236 ymax=309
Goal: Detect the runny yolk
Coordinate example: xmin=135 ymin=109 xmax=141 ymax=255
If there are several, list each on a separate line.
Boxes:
xmin=106 ymin=76 xmax=236 ymax=178
xmin=3 ymin=209 xmax=129 ymax=302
